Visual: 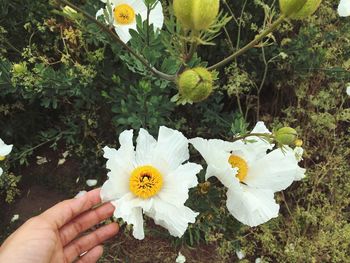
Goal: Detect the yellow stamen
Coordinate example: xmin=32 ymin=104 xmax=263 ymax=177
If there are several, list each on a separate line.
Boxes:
xmin=228 ymin=155 xmax=248 ymax=182
xmin=129 ymin=165 xmax=163 ymax=199
xmin=0 ymin=156 xmax=5 ymax=161
xmin=114 ymin=4 xmax=135 ymax=25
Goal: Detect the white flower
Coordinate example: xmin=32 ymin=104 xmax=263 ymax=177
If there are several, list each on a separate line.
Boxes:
xmin=346 ymin=86 xmax=350 ymax=96
xmin=338 ymin=0 xmax=350 ymax=17
xmin=190 ymin=122 xmax=305 ymax=227
xmin=0 ymin=138 xmax=13 ymax=161
xmin=175 ymin=252 xmax=186 ymax=263
xmin=86 ymin=179 xmax=98 ymax=187
xmin=101 ymin=126 xmax=202 ymax=240
xmin=96 ymin=0 xmax=164 ymax=43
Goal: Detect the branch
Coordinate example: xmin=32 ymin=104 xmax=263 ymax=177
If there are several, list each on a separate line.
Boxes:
xmin=231 ymin=132 xmax=274 ymax=143
xmin=208 ymin=14 xmax=286 ymax=71
xmin=56 ymin=0 xmax=176 ymax=81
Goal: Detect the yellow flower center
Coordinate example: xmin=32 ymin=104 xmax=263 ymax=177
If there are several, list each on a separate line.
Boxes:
xmin=129 ymin=165 xmax=163 ymax=199
xmin=0 ymin=156 xmax=5 ymax=161
xmin=114 ymin=4 xmax=135 ymax=25
xmin=228 ymin=155 xmax=248 ymax=182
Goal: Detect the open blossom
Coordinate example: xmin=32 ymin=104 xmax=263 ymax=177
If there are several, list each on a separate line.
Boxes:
xmin=338 ymin=0 xmax=350 ymax=17
xmin=101 ymin=126 xmax=202 ymax=240
xmin=190 ymin=122 xmax=305 ymax=227
xmin=96 ymin=0 xmax=164 ymax=43
xmin=0 ymin=138 xmax=13 ymax=161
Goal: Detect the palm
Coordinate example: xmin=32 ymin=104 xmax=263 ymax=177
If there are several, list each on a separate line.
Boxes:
xmin=0 ymin=189 xmax=118 ymax=263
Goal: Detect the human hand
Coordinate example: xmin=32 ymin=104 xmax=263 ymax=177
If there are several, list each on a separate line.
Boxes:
xmin=0 ymin=188 xmax=118 ymax=263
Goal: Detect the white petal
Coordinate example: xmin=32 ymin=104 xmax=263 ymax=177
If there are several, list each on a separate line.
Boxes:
xmin=243 ymin=148 xmax=298 ymax=192
xmin=294 ymin=166 xmax=306 ymax=181
xmin=86 ymin=179 xmax=97 ymax=187
xmin=114 ymin=24 xmax=135 ymax=43
xmin=147 ymin=197 xmax=198 ymax=238
xmin=346 ymin=86 xmax=350 ymax=96
xmin=226 ymin=186 xmax=279 ymax=227
xmin=96 ymin=8 xmax=104 ymax=19
xmin=176 ymin=252 xmax=186 ymax=263
xmin=338 ymin=0 xmax=350 ymax=17
xmin=135 ymin=128 xmax=157 ymax=166
xmin=152 ymin=126 xmax=189 ymax=172
xmin=11 ymin=214 xmax=19 ymax=222
xmin=112 ymin=193 xmax=146 ymax=240
xmin=206 ymin=165 xmax=240 ymax=189
xmin=0 ymin=167 xmax=3 ymax=177
xmin=0 ymin=139 xmax=13 ymax=156
xmin=149 ymin=1 xmax=164 ymax=31
xmin=101 ymin=130 xmax=135 ymax=201
xmin=157 ymin=162 xmax=201 ymax=207
xmin=190 ymin=137 xmax=232 ymax=169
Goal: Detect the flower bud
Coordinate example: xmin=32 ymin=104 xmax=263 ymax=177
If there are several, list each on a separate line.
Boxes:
xmin=280 ymin=0 xmax=321 ymax=19
xmin=173 ymin=0 xmax=220 ymax=31
xmin=275 ymin=127 xmax=298 ymax=146
xmin=178 ymin=67 xmax=213 ymax=103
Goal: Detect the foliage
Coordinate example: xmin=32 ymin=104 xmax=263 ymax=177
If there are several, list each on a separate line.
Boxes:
xmin=0 ymin=0 xmax=349 ymax=262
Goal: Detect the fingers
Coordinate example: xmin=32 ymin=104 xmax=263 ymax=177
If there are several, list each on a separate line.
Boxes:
xmin=63 ymin=222 xmax=119 ymax=262
xmin=40 ymin=188 xmax=102 ymax=228
xmin=76 ymin=245 xmax=104 ymax=263
xmin=59 ymin=202 xmax=115 ymax=246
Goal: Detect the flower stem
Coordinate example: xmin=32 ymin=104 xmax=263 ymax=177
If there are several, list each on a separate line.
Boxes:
xmin=55 ymin=0 xmax=176 ymax=82
xmin=208 ymin=14 xmax=286 ymax=71
xmin=231 ymin=132 xmax=274 ymax=143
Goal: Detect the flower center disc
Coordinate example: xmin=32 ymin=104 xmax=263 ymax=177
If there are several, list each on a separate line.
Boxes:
xmin=114 ymin=4 xmax=135 ymax=25
xmin=228 ymin=155 xmax=248 ymax=182
xmin=129 ymin=165 xmax=163 ymax=199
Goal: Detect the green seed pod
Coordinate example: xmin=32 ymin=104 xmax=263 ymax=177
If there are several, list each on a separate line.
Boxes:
xmin=280 ymin=0 xmax=322 ymax=19
xmin=173 ymin=0 xmax=220 ymax=31
xmin=275 ymin=127 xmax=298 ymax=146
xmin=178 ymin=67 xmax=213 ymax=103
xmin=279 ymin=0 xmax=307 ymax=16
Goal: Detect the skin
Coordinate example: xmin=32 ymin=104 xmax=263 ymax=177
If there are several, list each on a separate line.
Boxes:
xmin=0 ymin=188 xmax=119 ymax=263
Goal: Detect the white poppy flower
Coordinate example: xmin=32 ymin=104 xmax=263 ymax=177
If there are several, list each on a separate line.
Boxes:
xmin=101 ymin=126 xmax=202 ymax=240
xmin=96 ymin=0 xmax=164 ymax=43
xmin=0 ymin=138 xmax=13 ymax=161
xmin=190 ymin=122 xmax=305 ymax=227
xmin=338 ymin=0 xmax=350 ymax=17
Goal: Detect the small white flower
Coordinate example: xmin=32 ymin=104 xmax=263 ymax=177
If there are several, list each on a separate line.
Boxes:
xmin=236 ymin=249 xmax=245 ymax=260
xmin=0 ymin=138 xmax=13 ymax=161
xmin=86 ymin=179 xmax=98 ymax=187
xmin=175 ymin=252 xmax=186 ymax=263
xmin=11 ymin=214 xmax=19 ymax=223
xmin=338 ymin=0 xmax=350 ymax=17
xmin=346 ymin=86 xmax=350 ymax=96
xmin=101 ymin=126 xmax=202 ymax=240
xmin=97 ymin=0 xmax=164 ymax=43
xmin=75 ymin=191 xmax=87 ymax=198
xmin=190 ymin=122 xmax=305 ymax=227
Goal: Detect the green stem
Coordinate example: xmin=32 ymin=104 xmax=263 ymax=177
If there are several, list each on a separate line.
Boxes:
xmin=208 ymin=14 xmax=286 ymax=71
xmin=56 ymin=0 xmax=176 ymax=82
xmin=231 ymin=132 xmax=274 ymax=143
xmin=178 ymin=31 xmax=198 ymax=74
